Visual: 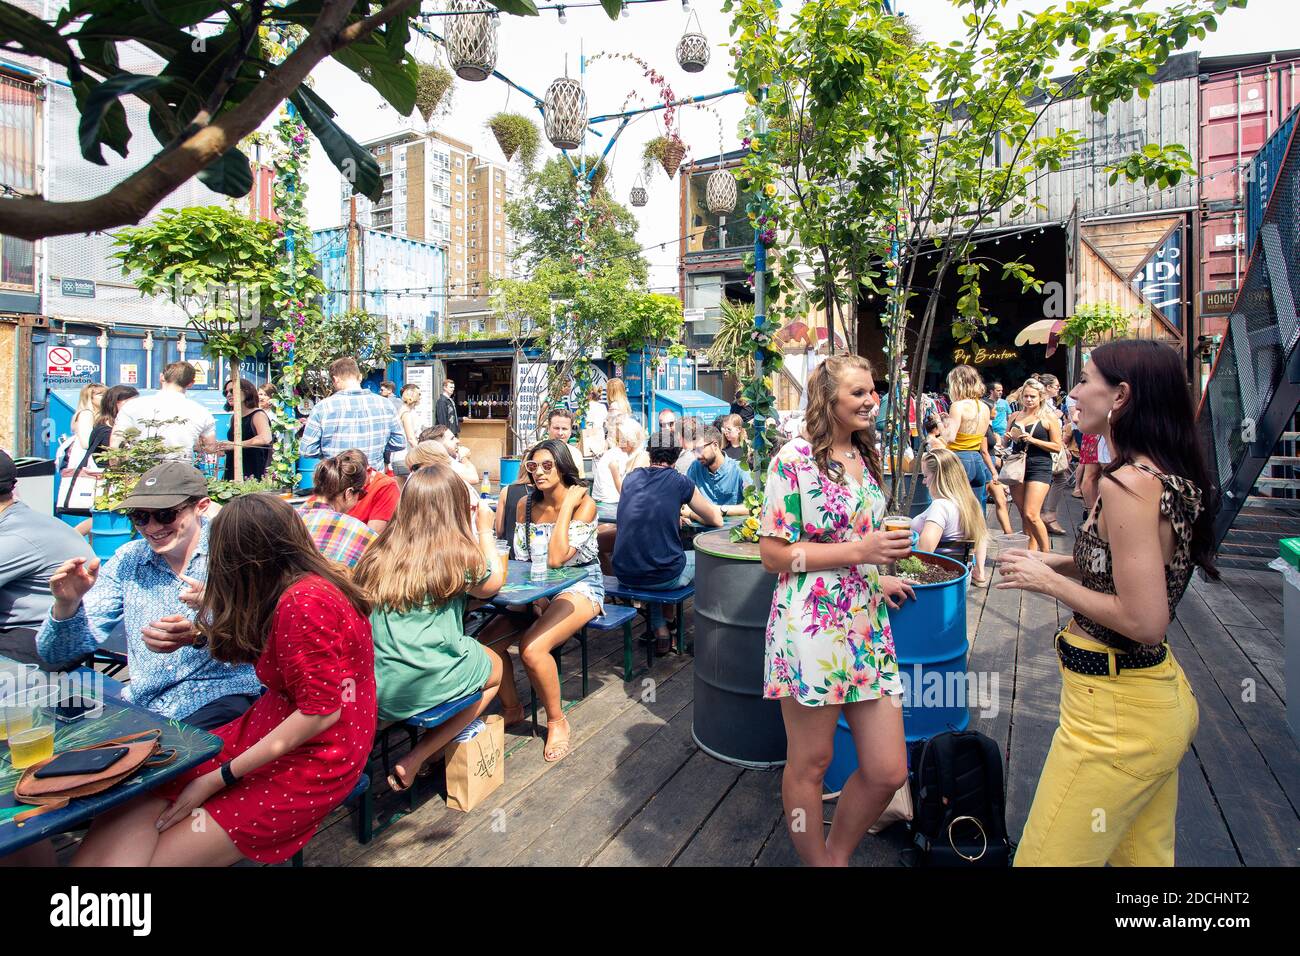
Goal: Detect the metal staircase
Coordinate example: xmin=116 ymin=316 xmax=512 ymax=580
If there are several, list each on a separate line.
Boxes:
xmin=1196 ymin=106 xmax=1300 ymax=568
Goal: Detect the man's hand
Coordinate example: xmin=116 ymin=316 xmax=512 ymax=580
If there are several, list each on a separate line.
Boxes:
xmin=49 ymin=556 xmax=100 ymax=619
xmin=178 ymin=574 xmax=205 ymax=611
xmin=142 ymin=615 xmax=200 ymax=654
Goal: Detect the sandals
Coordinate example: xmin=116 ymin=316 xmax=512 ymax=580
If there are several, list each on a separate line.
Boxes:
xmin=970 ymin=573 xmax=991 ymax=589
xmin=387 ymin=764 xmax=415 ymax=794
xmin=653 ymin=628 xmax=673 ymax=656
xmin=543 ymin=718 xmax=572 ymax=763
xmin=1045 ymin=522 xmax=1067 ymax=536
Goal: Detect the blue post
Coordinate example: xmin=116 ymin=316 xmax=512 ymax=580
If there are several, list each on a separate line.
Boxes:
xmin=752 ymin=87 xmax=768 ymax=462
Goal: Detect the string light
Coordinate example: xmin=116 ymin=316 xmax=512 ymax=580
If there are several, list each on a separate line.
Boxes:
xmin=557 ymin=5 xmax=566 ymax=22
xmin=621 ymin=1 xmax=630 ymax=16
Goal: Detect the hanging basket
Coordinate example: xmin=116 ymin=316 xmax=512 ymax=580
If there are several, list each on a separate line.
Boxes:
xmin=660 ymin=139 xmax=686 ymax=178
xmin=444 ymin=0 xmax=498 ymax=82
xmin=706 ymin=168 xmax=737 ymax=214
xmin=543 ymin=76 xmax=587 ymax=151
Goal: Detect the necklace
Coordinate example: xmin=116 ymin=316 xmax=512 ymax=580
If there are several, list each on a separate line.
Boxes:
xmin=836 ymin=446 xmax=859 ymax=461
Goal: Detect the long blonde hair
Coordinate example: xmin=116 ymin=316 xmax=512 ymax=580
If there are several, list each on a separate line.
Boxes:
xmin=920 ymin=448 xmax=987 ymax=548
xmin=605 ymin=378 xmax=632 ymax=417
xmin=804 ymin=354 xmax=882 ymax=487
xmin=76 ymin=384 xmax=106 ymax=418
xmin=354 ymin=464 xmax=485 ymax=612
xmin=946 ymin=365 xmax=985 ymax=402
xmin=404 ymin=440 xmax=452 ymax=470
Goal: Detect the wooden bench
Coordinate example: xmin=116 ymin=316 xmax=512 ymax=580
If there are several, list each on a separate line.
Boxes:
xmin=602 ymin=575 xmax=696 ymax=660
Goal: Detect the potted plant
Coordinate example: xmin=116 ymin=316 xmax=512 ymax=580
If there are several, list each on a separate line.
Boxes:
xmin=642 ymin=134 xmax=687 ymax=179
xmin=487 ymin=112 xmax=541 ymax=167
xmin=415 ymin=63 xmax=454 ymax=122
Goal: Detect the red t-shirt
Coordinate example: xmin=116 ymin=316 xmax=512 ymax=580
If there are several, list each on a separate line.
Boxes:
xmin=347 ymin=469 xmax=399 ymax=526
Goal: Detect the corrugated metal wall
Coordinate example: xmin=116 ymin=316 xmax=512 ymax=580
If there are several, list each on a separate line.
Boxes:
xmin=316 ymin=225 xmax=446 ymax=339
xmin=1002 ymin=78 xmax=1199 ymax=226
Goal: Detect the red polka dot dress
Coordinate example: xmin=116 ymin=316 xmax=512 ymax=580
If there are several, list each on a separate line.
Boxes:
xmin=154 ymin=574 xmax=377 ymax=863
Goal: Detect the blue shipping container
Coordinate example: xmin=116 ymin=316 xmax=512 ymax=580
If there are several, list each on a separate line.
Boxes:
xmin=1246 ymin=103 xmax=1300 ymax=256
xmin=622 ymin=349 xmax=697 ymax=425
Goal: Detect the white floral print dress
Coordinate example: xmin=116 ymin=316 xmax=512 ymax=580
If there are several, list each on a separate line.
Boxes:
xmin=758 ymin=437 xmax=902 ymax=706
xmin=513 ymin=515 xmax=605 ymax=614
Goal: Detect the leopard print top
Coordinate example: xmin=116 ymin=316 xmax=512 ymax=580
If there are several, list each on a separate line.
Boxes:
xmin=1072 ymin=461 xmax=1203 ymax=658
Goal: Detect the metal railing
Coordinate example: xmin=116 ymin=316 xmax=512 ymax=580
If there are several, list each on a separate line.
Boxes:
xmin=1196 ymin=106 xmax=1300 ymax=546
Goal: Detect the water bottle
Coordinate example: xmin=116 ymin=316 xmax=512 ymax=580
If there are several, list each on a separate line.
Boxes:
xmin=530 ymin=526 xmax=550 ymax=581
xmin=480 ymin=470 xmax=491 ymax=498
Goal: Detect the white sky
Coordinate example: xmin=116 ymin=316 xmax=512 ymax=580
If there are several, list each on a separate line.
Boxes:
xmin=303 ymin=0 xmax=1292 ymax=294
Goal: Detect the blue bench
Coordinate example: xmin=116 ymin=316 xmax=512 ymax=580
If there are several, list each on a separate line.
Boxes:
xmin=602 ymin=576 xmax=696 ymax=660
xmin=290 ymin=772 xmax=372 ymax=866
xmin=376 ymin=691 xmax=485 ymax=811
xmin=582 ymin=604 xmax=641 ymax=682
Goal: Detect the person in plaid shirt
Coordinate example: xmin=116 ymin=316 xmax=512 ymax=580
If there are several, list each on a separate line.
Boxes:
xmin=301 ymin=357 xmax=405 ymax=469
xmin=298 ymin=454 xmax=377 ymax=567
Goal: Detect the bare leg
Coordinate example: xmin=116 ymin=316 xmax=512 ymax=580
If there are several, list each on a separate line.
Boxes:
xmin=596 ymin=524 xmax=617 ymax=576
xmin=74 ymin=793 xmax=240 ymax=866
xmin=0 ymin=840 xmax=56 ymax=867
xmin=826 ymin=696 xmax=908 ymax=866
xmin=778 ymin=697 xmax=841 ymax=867
xmin=516 ymin=592 xmax=598 ymax=761
xmin=389 ymin=648 xmax=505 ymax=790
xmin=476 ymin=613 xmax=526 ymax=723
xmin=1081 ymin=463 xmax=1101 ymax=510
xmin=1021 ymin=480 xmax=1051 ymax=552
xmin=988 ymin=481 xmax=1013 ymax=535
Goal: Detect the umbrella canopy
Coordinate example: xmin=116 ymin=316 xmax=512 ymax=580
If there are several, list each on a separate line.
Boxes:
xmin=1015 ymin=319 xmax=1066 ymax=356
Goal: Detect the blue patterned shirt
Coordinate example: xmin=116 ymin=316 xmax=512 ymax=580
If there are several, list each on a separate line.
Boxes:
xmin=35 ymin=520 xmax=261 ymax=719
xmin=300 ymin=386 xmax=406 ymax=469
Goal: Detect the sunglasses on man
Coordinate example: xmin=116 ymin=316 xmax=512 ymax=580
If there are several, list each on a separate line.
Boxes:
xmin=126 ymin=504 xmax=191 ymax=527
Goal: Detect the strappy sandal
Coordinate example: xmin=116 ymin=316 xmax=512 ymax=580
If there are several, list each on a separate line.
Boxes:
xmin=387 ymin=764 xmax=415 ymax=794
xmin=543 ymin=718 xmax=572 ymax=763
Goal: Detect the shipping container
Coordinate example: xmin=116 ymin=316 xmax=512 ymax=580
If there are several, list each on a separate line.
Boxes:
xmin=1246 ymin=103 xmax=1300 ymax=255
xmin=620 ymin=349 xmax=697 ymax=426
xmin=1198 ymin=57 xmax=1300 ymax=209
xmin=1000 ymin=74 xmax=1199 ymax=226
xmin=315 ymin=225 xmax=446 ymax=342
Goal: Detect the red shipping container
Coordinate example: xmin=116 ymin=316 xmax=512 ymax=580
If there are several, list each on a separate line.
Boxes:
xmin=1199 ymin=58 xmax=1300 ymax=208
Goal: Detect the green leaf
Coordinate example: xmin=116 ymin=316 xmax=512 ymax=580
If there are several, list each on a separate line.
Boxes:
xmin=77 ymin=74 xmax=169 ymax=164
xmin=488 ymin=0 xmax=541 ymax=16
xmin=196 ymin=147 xmax=254 ymax=197
xmin=1 ymin=3 xmax=83 ymax=79
xmin=289 ymin=85 xmax=382 ymax=202
xmin=331 ymin=38 xmax=418 ymax=115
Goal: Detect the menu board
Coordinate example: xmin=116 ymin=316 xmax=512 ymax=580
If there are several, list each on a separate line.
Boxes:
xmin=405 ymin=363 xmax=436 ymax=432
xmin=515 ymin=361 xmax=549 ymax=443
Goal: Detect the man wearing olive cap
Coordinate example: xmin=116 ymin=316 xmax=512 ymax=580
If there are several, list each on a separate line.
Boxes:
xmin=37 ymin=461 xmax=260 ymax=730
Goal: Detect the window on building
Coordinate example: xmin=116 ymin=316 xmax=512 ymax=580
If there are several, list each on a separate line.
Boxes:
xmin=0 ymin=75 xmax=38 ymax=291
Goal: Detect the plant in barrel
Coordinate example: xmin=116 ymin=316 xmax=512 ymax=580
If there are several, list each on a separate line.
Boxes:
xmin=113 ymin=206 xmax=281 ymax=481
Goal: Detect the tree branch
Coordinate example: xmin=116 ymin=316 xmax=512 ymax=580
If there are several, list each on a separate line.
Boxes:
xmin=0 ymin=0 xmax=420 ymax=241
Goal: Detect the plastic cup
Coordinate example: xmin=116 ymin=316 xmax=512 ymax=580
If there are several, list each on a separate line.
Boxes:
xmin=993 ymin=533 xmax=1030 ymax=572
xmin=494 ymin=538 xmax=512 ymax=559
xmin=882 ymin=515 xmax=912 ymax=573
xmin=4 ymin=685 xmax=55 ymax=769
xmin=0 ymin=664 xmax=38 ymax=743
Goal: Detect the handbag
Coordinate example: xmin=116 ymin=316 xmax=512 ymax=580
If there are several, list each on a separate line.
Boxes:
xmin=998 ymin=451 xmax=1026 ymax=487
xmin=868 ymin=782 xmax=914 ymax=835
xmin=56 ymin=436 xmax=103 ymax=514
xmin=11 ymin=729 xmax=177 ymax=822
xmin=1051 ymin=447 xmax=1071 ymax=476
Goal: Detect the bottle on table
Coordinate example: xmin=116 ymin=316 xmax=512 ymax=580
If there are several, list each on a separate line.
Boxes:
xmin=530 ymin=526 xmax=550 ymax=581
xmin=480 ymin=470 xmax=491 ymax=498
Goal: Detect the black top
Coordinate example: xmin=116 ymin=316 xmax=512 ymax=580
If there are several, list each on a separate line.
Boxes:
xmin=223 ymin=409 xmax=271 ymax=480
xmin=730 ymin=401 xmax=756 ymax=424
xmin=723 ymin=444 xmax=745 ymax=462
xmin=612 ymin=466 xmax=697 ymax=586
xmin=435 ymin=394 xmax=460 ymax=435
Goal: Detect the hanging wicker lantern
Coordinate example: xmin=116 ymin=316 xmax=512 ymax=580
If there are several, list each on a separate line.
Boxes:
xmin=444 ymin=0 xmax=498 ymax=82
xmin=543 ymin=76 xmax=587 ymax=151
xmin=706 ymin=168 xmax=737 ymax=214
xmin=630 ymin=175 xmax=648 ymax=207
xmin=676 ymin=11 xmax=710 ymax=73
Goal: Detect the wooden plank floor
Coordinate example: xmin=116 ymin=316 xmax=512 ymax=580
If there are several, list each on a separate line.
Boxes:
xmin=304 ymin=494 xmax=1300 ymax=867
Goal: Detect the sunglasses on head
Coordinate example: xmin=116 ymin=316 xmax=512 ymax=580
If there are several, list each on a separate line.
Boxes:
xmin=524 ymin=460 xmax=555 ymax=474
xmin=126 ymin=505 xmax=188 ymax=527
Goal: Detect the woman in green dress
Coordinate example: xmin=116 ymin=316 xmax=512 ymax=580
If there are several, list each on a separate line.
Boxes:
xmin=353 ymin=463 xmax=508 ymax=792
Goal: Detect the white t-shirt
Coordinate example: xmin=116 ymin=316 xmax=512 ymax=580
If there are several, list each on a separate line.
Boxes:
xmin=911 ymin=497 xmax=964 ymax=542
xmin=1097 ymin=436 xmax=1112 ymax=464
xmin=113 ymin=390 xmax=216 ymax=461
xmin=591 ymin=446 xmax=628 ymax=503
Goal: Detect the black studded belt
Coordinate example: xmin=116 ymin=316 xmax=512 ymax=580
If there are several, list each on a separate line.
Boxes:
xmin=1055 ymin=626 xmax=1167 ymax=677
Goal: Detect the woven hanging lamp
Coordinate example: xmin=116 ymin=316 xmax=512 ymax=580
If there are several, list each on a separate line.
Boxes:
xmin=543 ymin=75 xmax=587 ymax=151
xmin=676 ymin=10 xmax=710 ymax=73
xmin=630 ymin=174 xmax=648 ymax=207
xmin=444 ymin=0 xmax=498 ymax=81
xmin=706 ymin=167 xmax=737 ymax=213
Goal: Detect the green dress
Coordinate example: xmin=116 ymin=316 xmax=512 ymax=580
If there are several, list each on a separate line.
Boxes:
xmin=370 ymin=594 xmax=493 ymax=722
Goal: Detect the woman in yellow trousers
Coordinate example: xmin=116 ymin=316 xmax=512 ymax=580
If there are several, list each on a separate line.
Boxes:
xmin=997 ymin=340 xmax=1217 ymax=866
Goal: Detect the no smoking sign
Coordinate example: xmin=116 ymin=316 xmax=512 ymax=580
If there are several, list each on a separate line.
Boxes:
xmin=47 ymin=346 xmax=73 ymax=376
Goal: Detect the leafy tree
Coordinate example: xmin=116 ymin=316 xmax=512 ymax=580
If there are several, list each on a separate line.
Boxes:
xmin=113 ymin=205 xmax=282 ymax=480
xmin=0 ymin=0 xmax=626 ymax=241
xmin=506 ymin=155 xmax=648 ymax=283
xmin=727 ymin=0 xmax=1243 ymax=506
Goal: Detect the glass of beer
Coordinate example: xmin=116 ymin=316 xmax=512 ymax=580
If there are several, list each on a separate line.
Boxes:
xmin=0 ymin=663 xmax=38 ymax=743
xmin=882 ymin=515 xmax=912 ymax=574
xmin=4 ymin=684 xmax=55 ymax=770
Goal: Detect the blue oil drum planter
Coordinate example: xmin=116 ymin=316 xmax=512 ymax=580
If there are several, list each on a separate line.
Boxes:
xmin=89 ymin=510 xmax=135 ymax=561
xmin=824 ymin=550 xmax=971 ymax=794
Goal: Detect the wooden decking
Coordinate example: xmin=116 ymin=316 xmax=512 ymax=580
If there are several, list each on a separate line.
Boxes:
xmin=302 ymin=497 xmax=1300 ymax=867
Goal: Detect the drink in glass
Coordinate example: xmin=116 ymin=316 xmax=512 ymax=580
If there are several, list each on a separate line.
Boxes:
xmin=0 ymin=663 xmax=38 ymax=742
xmin=882 ymin=515 xmax=912 ymax=574
xmin=4 ymin=685 xmax=54 ymax=769
xmin=993 ymin=533 xmax=1030 ymax=573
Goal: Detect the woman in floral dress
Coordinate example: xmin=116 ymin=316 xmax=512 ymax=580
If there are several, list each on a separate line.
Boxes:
xmin=759 ymin=354 xmax=916 ymax=866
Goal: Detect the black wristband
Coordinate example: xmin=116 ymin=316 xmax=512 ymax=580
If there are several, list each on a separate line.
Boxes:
xmin=220 ymin=760 xmax=238 ymax=786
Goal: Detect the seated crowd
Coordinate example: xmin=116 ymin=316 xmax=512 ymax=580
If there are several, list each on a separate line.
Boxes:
xmin=0 ymin=362 xmax=1012 ymax=868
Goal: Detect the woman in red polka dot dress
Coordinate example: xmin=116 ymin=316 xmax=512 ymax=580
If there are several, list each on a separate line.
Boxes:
xmin=75 ymin=494 xmax=377 ymax=866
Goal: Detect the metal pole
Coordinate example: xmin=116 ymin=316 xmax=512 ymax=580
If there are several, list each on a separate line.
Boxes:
xmin=752 ymin=87 xmax=768 ymax=461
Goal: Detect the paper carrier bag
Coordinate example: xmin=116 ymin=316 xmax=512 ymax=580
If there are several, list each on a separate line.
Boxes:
xmin=444 ymin=714 xmax=504 ymax=812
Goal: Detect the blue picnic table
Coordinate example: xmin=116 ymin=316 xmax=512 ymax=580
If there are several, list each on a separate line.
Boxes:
xmin=489 ymin=561 xmax=589 ymax=607
xmin=0 ymin=658 xmax=223 ymax=856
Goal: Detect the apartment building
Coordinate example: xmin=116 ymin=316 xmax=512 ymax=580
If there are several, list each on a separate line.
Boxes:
xmin=344 ymin=131 xmax=511 ymax=311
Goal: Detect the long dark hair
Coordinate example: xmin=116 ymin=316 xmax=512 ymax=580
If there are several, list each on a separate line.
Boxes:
xmin=524 ymin=438 xmax=583 ymax=505
xmin=96 ymin=385 xmax=139 ymax=427
xmin=201 ymin=493 xmax=371 ymax=664
xmin=1091 ymin=339 xmax=1220 ymax=577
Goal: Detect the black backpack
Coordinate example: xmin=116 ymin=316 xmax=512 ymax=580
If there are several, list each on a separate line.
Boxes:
xmin=904 ymin=731 xmax=1012 ymax=867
